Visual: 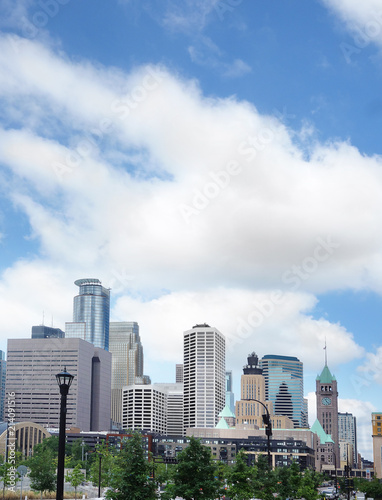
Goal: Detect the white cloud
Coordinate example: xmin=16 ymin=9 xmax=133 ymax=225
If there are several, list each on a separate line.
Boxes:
xmin=161 ymin=0 xmax=220 ymax=34
xmin=112 ymin=289 xmax=363 ymax=379
xmin=0 ymin=259 xmax=74 ymax=352
xmin=321 ymin=0 xmax=382 ymax=51
xmin=1 ymin=35 xmax=382 ymax=297
xmin=358 ymin=346 xmax=382 ymax=384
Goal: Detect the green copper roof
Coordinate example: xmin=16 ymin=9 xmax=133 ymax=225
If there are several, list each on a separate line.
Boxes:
xmin=316 ymin=364 xmax=336 ymax=383
xmin=216 ymin=417 xmax=231 ymax=429
xmin=219 ymin=404 xmax=236 ymax=418
xmin=311 ymin=419 xmax=335 ymax=444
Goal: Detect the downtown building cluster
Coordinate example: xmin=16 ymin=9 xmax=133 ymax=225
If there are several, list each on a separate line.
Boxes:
xmin=0 ymin=278 xmax=380 ymax=477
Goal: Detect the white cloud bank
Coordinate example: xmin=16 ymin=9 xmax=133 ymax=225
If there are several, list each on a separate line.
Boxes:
xmin=321 ymin=0 xmax=382 ymax=59
xmin=1 ymin=34 xmax=382 ymax=296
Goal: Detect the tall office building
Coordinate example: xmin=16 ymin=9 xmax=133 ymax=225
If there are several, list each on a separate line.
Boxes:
xmin=122 ymin=384 xmax=167 ymax=434
xmin=0 ymin=351 xmax=6 ymax=421
xmin=225 ymin=370 xmax=235 ymax=413
xmin=316 ymin=362 xmax=339 ymax=467
xmin=338 ymin=412 xmax=357 ymax=467
xmin=122 ymin=382 xmax=183 ymax=436
xmin=302 ymin=398 xmax=309 ymax=428
xmin=154 ymin=383 xmax=184 ymax=436
xmin=31 ymin=325 xmax=64 ymax=339
xmin=260 ymin=354 xmax=304 ymax=428
xmin=109 ymin=321 xmax=150 ymax=426
xmin=5 ymin=338 xmax=111 ymax=431
xmin=372 ymin=412 xmax=382 ymax=478
xmin=236 ymin=352 xmax=279 ymax=427
xmin=183 ymin=324 xmax=225 ymax=433
xmin=65 ymin=278 xmax=110 ymax=351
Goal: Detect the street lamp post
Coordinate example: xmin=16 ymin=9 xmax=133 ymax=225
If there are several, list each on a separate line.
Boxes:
xmin=244 ymin=398 xmax=273 ymax=468
xmin=56 ymin=367 xmax=74 ymax=500
xmin=81 ymin=440 xmax=85 ymax=462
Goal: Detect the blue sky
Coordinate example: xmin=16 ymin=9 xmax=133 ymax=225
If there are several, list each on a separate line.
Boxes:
xmin=1 ymin=0 xmax=382 ymax=459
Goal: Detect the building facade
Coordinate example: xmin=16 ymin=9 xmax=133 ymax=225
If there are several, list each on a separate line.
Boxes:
xmin=260 ymin=354 xmax=304 ymax=427
xmin=122 ymin=383 xmax=183 ymax=436
xmin=316 ymin=363 xmax=339 ymax=467
xmin=176 ymin=364 xmax=184 ymax=383
xmin=338 ymin=412 xmax=357 ymax=467
xmin=183 ymin=324 xmax=225 ymax=433
xmin=5 ymin=338 xmax=111 ymax=431
xmin=65 ymin=278 xmax=110 ymax=351
xmin=109 ymin=321 xmax=150 ymax=426
xmin=189 ymin=426 xmax=318 ymax=470
xmin=122 ymin=384 xmax=167 ymax=434
xmin=372 ymin=412 xmax=382 ymax=479
xmin=236 ymin=352 xmax=271 ymax=427
xmin=0 ymin=421 xmax=51 ymax=457
xmin=31 ymin=325 xmax=64 ymax=339
xmin=225 ymin=370 xmax=235 ymax=413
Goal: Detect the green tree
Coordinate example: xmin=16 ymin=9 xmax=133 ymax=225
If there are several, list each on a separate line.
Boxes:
xmin=66 ymin=438 xmax=89 ymax=469
xmin=66 ymin=464 xmax=86 ymax=500
xmin=275 ymin=460 xmax=301 ymax=500
xmin=297 ymin=468 xmax=321 ymax=500
xmin=357 ymin=477 xmax=382 ymax=500
xmin=106 ymin=431 xmax=157 ymax=500
xmin=165 ymin=436 xmax=220 ymax=500
xmin=28 ymin=447 xmax=56 ymax=499
xmin=89 ymin=443 xmax=115 ymax=490
xmin=0 ymin=459 xmax=20 ymax=490
xmin=226 ymin=449 xmax=255 ymax=500
xmin=32 ymin=435 xmax=59 ymax=455
xmin=252 ymin=454 xmax=276 ymax=500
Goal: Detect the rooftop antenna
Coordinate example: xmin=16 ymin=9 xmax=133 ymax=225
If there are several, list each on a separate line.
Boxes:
xmin=324 ymin=337 xmax=327 ymax=366
xmin=42 ymin=311 xmax=45 ymax=326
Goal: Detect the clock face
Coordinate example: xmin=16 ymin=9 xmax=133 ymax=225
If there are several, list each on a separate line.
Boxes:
xmin=322 ymin=397 xmax=332 ymax=406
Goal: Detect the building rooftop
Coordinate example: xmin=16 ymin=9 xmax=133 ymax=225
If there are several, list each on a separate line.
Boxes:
xmin=316 ymin=364 xmax=336 ymax=383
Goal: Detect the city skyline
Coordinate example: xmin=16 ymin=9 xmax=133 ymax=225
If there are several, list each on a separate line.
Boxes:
xmin=0 ymin=1 xmax=381 ymax=461
xmin=2 ymin=310 xmax=375 ymax=461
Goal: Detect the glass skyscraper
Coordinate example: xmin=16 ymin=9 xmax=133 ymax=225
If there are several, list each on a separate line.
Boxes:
xmin=109 ymin=321 xmax=151 ymax=426
xmin=260 ymin=354 xmax=304 ymax=428
xmin=65 ymin=278 xmax=110 ymax=351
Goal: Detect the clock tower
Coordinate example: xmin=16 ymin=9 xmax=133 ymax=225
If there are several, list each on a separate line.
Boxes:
xmin=316 ymin=362 xmax=339 ymax=467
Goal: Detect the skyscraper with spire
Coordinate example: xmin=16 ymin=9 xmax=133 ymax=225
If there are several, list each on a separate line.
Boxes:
xmin=65 ymin=278 xmax=110 ymax=351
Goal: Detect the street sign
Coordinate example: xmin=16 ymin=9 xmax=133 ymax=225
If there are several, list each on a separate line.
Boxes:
xmin=17 ymin=465 xmax=27 ymax=477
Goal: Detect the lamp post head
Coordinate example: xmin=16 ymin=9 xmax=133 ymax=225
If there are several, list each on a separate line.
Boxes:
xmin=56 ymin=367 xmax=74 ymax=395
